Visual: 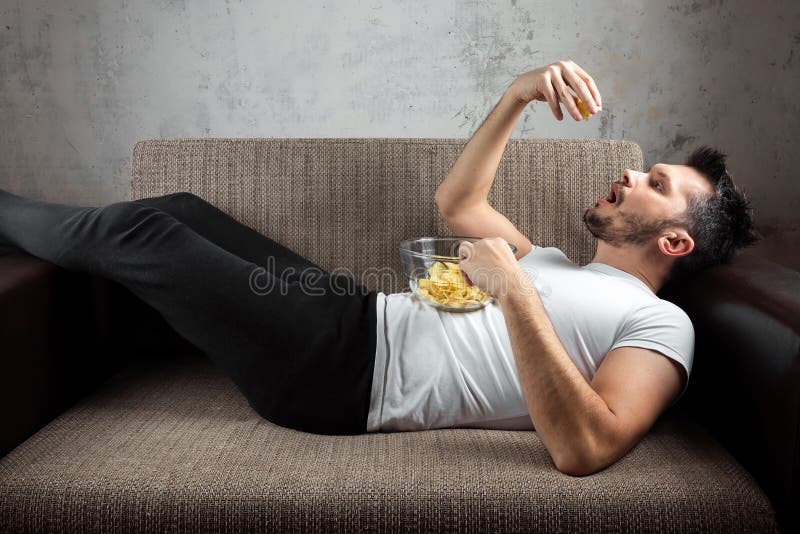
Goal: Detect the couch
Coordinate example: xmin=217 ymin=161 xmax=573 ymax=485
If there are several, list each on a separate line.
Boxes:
xmin=1 ymin=138 xmax=796 ymax=532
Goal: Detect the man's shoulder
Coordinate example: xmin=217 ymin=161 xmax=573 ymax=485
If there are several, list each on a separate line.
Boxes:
xmin=633 ymin=297 xmax=694 ymax=331
xmin=520 ymin=245 xmax=573 ymax=264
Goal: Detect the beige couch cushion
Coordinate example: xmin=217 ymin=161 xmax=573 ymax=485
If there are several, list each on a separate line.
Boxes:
xmin=0 ymin=353 xmax=778 ymax=532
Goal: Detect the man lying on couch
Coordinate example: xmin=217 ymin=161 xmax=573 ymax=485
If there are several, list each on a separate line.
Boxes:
xmin=0 ymin=59 xmax=758 ymax=476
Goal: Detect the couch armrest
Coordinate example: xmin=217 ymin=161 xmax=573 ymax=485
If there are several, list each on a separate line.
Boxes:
xmin=660 ymin=252 xmax=799 ymax=533
xmin=0 ymin=253 xmax=130 ymax=458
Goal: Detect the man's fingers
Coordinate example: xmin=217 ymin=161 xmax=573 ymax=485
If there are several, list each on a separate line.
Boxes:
xmin=458 ymin=241 xmax=474 ymax=260
xmin=458 ymin=241 xmax=474 ymax=285
xmin=571 ymin=63 xmax=602 ymax=108
xmin=542 ymin=79 xmax=563 ymax=121
xmin=562 ymin=67 xmax=598 ymax=113
xmin=551 ymin=74 xmax=582 ymax=121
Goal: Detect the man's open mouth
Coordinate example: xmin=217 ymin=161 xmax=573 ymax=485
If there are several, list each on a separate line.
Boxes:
xmin=605 ymin=184 xmax=618 ymax=204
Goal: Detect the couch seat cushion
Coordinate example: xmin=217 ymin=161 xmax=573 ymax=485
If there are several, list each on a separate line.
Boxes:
xmin=0 ymin=353 xmax=777 ymax=533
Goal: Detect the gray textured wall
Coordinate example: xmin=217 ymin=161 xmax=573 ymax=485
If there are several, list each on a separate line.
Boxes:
xmin=1 ymin=0 xmax=798 ymax=269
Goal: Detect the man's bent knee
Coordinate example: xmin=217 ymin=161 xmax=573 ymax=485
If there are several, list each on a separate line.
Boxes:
xmin=58 ymin=202 xmax=176 ymax=262
xmin=163 ymin=191 xmax=199 ymax=204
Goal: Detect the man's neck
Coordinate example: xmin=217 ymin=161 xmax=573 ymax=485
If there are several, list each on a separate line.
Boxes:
xmin=588 ymin=242 xmax=668 ymax=294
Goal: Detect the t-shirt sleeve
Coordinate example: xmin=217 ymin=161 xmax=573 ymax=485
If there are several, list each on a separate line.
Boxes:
xmin=609 ymin=300 xmax=695 ymax=404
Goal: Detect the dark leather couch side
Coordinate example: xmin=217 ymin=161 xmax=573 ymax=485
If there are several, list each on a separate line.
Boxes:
xmin=0 ymin=252 xmax=205 ymax=459
xmin=0 ymin=252 xmax=186 ymax=456
xmin=0 ymin=253 xmax=124 ymax=457
xmin=660 ymin=252 xmax=800 ymax=534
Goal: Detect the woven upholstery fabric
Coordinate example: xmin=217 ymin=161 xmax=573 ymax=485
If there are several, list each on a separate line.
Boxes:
xmin=0 ymin=354 xmax=778 ymax=533
xmin=130 ymin=138 xmax=642 ymax=294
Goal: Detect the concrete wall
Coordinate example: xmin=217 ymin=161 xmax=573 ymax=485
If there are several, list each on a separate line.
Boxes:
xmin=1 ymin=0 xmax=798 ymax=269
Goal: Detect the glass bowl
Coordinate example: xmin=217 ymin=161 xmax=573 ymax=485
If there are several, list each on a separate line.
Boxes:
xmin=398 ymin=236 xmax=517 ymax=312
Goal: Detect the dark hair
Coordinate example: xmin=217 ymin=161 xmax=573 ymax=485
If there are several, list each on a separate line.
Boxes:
xmin=664 ymin=145 xmax=761 ymax=284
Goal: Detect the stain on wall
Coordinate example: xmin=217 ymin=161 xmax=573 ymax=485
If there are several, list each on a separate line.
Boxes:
xmin=1 ymin=0 xmax=798 ymax=270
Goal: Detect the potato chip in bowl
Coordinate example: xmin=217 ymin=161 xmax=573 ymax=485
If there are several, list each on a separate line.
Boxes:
xmin=416 ymin=261 xmax=491 ymax=308
xmin=399 ymin=237 xmax=517 ymax=312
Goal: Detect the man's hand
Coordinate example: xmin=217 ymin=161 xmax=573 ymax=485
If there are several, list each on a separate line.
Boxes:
xmin=509 ymin=60 xmax=602 ymax=122
xmin=458 ymin=237 xmax=532 ymax=299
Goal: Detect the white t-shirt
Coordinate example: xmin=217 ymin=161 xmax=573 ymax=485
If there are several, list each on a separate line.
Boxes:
xmin=367 ymin=245 xmax=694 ymax=433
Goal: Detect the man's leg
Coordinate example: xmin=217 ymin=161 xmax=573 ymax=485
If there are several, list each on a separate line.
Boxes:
xmin=0 ymin=189 xmax=377 ymax=435
xmin=132 ymin=192 xmax=324 ymax=282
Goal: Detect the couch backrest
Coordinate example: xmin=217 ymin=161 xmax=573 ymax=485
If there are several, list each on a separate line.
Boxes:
xmin=131 ymin=138 xmax=643 ymax=294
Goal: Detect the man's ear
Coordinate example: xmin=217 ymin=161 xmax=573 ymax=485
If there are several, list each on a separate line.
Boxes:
xmin=657 ymin=230 xmax=694 ymax=259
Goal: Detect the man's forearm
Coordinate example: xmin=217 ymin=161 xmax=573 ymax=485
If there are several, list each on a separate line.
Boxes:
xmin=434 ymin=86 xmax=528 ymax=213
xmin=498 ymin=273 xmax=618 ymax=474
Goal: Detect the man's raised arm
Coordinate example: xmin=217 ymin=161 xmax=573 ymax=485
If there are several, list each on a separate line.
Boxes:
xmin=434 ymin=60 xmax=602 ymax=259
xmin=433 ymin=88 xmax=528 ymax=213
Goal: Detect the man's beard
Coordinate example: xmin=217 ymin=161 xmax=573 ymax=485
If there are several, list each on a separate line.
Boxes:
xmin=582 ymin=205 xmax=668 ymax=247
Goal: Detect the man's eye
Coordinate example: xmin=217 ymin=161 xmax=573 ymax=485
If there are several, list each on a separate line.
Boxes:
xmin=652 ymin=181 xmax=663 ymax=191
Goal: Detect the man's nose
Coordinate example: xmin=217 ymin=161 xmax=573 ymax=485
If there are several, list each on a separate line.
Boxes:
xmin=621 ymin=170 xmax=632 ymax=186
xmin=621 ymin=169 xmax=643 ymax=187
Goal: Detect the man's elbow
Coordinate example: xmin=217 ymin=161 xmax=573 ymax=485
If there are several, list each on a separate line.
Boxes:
xmin=556 ymin=457 xmax=602 ymax=477
xmin=555 ymin=451 xmax=602 ymax=477
xmin=554 ymin=436 xmax=619 ymax=477
xmin=433 ymin=190 xmax=452 ymax=216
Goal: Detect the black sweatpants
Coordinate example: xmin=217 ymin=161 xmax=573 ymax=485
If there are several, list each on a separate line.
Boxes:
xmin=0 ymin=189 xmax=378 ymax=435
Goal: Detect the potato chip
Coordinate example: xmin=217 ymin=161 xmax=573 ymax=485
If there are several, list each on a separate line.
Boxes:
xmin=415 ymin=261 xmax=491 ymax=308
xmin=575 ymin=97 xmax=591 ymax=120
